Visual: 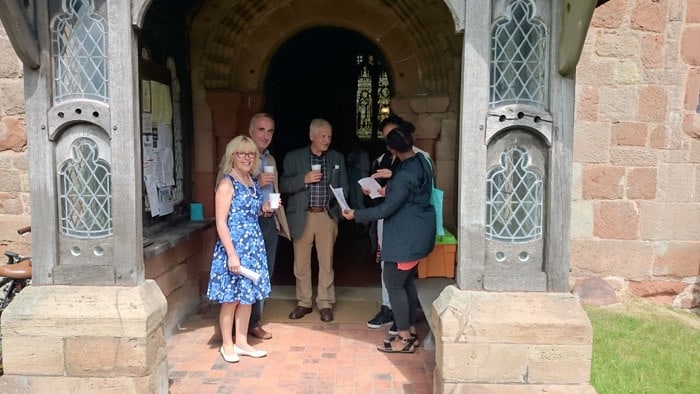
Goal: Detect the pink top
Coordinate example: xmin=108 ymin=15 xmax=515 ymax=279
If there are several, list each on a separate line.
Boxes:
xmin=397 ymin=259 xmax=420 ymax=271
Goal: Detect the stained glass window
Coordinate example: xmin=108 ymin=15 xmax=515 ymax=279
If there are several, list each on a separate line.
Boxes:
xmin=52 ymin=0 xmax=108 ymax=103
xmin=490 ymin=0 xmax=547 ymax=108
xmin=355 ymin=54 xmax=391 ymax=140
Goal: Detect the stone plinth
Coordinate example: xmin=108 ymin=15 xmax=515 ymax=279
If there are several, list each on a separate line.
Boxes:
xmin=0 ymin=280 xmax=168 ymax=393
xmin=432 ymin=287 xmax=596 ymax=393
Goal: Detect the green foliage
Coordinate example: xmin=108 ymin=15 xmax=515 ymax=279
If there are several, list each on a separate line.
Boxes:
xmin=586 ymin=305 xmax=700 ymax=394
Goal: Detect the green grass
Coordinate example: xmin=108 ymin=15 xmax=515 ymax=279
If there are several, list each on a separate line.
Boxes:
xmin=586 ymin=302 xmax=700 ymax=394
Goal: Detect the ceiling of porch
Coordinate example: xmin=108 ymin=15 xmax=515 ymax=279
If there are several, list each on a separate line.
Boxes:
xmin=186 ymin=0 xmax=463 ymax=95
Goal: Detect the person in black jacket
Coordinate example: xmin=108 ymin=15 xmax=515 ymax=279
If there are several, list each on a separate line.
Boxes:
xmin=342 ymin=123 xmax=436 ymax=353
xmin=365 ymin=115 xmax=433 ymax=335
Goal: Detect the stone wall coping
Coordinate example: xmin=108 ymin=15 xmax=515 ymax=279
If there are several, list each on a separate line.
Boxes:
xmin=143 ymin=220 xmax=213 ymax=260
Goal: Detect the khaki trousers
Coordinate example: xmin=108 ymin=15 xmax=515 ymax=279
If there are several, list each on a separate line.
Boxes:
xmin=293 ymin=211 xmax=338 ymax=309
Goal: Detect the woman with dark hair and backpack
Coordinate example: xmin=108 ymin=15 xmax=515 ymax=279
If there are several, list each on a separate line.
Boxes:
xmin=342 ymin=123 xmax=436 ymax=353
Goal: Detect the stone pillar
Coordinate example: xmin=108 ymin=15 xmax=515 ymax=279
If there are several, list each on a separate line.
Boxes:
xmin=0 ymin=1 xmax=167 ymax=391
xmin=432 ymin=287 xmax=596 ymax=393
xmin=0 ymin=282 xmax=167 ymax=393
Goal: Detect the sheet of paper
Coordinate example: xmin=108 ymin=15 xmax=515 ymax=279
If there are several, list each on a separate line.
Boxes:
xmin=357 ymin=177 xmax=383 ymax=199
xmin=145 ymin=176 xmax=160 ymax=217
xmin=329 ymin=186 xmax=350 ymax=212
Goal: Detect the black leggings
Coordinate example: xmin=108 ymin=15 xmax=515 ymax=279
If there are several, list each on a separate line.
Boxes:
xmin=383 ymin=262 xmax=418 ymax=333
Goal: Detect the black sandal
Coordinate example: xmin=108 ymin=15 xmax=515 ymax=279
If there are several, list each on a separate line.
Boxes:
xmin=411 ymin=332 xmax=420 ymax=348
xmin=377 ymin=335 xmax=416 ymax=353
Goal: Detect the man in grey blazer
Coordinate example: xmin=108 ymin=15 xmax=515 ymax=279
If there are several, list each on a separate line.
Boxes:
xmin=280 ymin=118 xmax=348 ymax=322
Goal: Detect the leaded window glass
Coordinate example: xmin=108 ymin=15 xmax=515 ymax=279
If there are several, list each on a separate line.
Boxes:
xmin=490 ymin=0 xmax=547 ymax=107
xmin=58 ymin=137 xmax=112 ymax=238
xmin=486 ymin=146 xmax=543 ymax=243
xmin=355 ymin=54 xmax=391 ymax=140
xmin=52 ymin=0 xmax=108 ymax=103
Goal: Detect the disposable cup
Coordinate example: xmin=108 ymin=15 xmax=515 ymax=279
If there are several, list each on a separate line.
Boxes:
xmin=311 ymin=164 xmax=321 ymax=171
xmin=269 ymin=193 xmax=281 ymax=209
xmin=263 ymin=165 xmax=274 ymax=173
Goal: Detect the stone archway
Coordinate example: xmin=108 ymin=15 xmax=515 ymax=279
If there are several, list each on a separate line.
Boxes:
xmin=185 ymin=0 xmax=463 ymax=234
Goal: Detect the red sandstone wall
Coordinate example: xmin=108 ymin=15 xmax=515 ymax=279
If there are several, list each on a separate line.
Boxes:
xmin=572 ymin=0 xmax=699 ymax=308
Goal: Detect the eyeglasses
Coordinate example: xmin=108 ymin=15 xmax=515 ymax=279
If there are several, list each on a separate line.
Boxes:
xmin=234 ymin=152 xmax=257 ymax=159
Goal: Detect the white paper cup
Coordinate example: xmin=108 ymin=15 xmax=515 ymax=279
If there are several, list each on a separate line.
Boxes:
xmin=263 ymin=165 xmax=275 ymax=173
xmin=311 ymin=164 xmax=321 ymax=171
xmin=269 ymin=193 xmax=281 ymax=209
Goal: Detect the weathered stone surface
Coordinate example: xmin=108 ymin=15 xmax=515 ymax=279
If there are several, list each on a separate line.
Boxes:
xmin=595 ymin=33 xmax=640 ymax=58
xmin=631 ymin=0 xmax=669 ymax=32
xmin=591 ymin=0 xmax=627 ymax=29
xmin=615 ymin=61 xmax=641 ymax=84
xmin=582 ymin=165 xmax=625 ymax=199
xmin=639 ymin=202 xmax=700 ymax=241
xmin=1 ymin=336 xmax=65 ymax=376
xmin=593 ymin=200 xmax=639 ymax=240
xmin=573 ymin=122 xmax=610 ymax=163
xmin=0 ymin=116 xmax=26 ymax=152
xmin=570 ymin=200 xmax=594 ymax=238
xmin=0 ymin=361 xmax=168 ymax=394
xmin=433 ymin=288 xmax=592 ymax=345
xmin=656 ymin=163 xmax=695 ymax=202
xmin=636 ymin=86 xmax=668 ymax=122
xmin=437 ymin=382 xmax=597 ymax=394
xmin=1 ymin=282 xmax=167 ymax=338
xmin=642 ymin=34 xmax=665 ymax=69
xmin=415 ymin=114 xmax=441 ymax=139
xmin=609 ymin=147 xmax=659 ymax=166
xmin=652 ymin=241 xmax=700 ymax=277
xmin=65 ymin=337 xmax=120 ymax=377
xmin=628 ymin=279 xmax=687 ymax=298
xmin=599 ymin=86 xmax=638 ymax=120
xmin=433 ymin=288 xmax=593 ymax=390
xmin=626 ymin=167 xmax=656 ymax=199
xmin=570 ymin=239 xmax=654 ymax=279
xmin=684 ymin=67 xmax=699 ymax=112
xmin=575 ymin=85 xmax=599 ymax=121
xmin=611 ymin=122 xmax=647 ymax=146
xmin=572 ymin=277 xmax=620 ymax=306
xmin=689 ymin=0 xmax=700 ymax=22
xmin=527 ymin=345 xmax=593 ymax=384
xmin=680 ymin=25 xmax=700 ymax=65
xmin=441 ymin=343 xmax=529 ymax=383
xmin=0 ymin=80 xmax=25 ymax=116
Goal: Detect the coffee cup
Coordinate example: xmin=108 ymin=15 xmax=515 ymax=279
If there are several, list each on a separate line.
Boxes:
xmin=311 ymin=164 xmax=321 ymax=171
xmin=263 ymin=165 xmax=275 ymax=173
xmin=269 ymin=193 xmax=281 ymax=209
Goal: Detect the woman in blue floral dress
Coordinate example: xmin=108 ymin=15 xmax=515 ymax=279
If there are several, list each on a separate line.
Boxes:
xmin=207 ymin=135 xmax=273 ymax=362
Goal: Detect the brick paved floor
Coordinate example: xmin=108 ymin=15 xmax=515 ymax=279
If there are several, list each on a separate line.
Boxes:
xmin=166 ymin=306 xmax=435 ymax=393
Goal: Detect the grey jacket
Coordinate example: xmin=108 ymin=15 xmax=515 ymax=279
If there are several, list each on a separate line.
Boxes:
xmin=354 ymin=154 xmax=435 ymax=262
xmin=280 ymin=147 xmax=349 ymax=239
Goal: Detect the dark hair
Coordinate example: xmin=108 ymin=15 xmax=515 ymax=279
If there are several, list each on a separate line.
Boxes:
xmin=385 ymin=123 xmax=414 ymax=153
xmin=379 ymin=115 xmax=415 ymax=134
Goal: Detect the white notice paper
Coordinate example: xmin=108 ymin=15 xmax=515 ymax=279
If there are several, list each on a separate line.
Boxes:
xmin=329 ymin=186 xmax=350 ymax=212
xmin=357 ymin=177 xmax=383 ymax=199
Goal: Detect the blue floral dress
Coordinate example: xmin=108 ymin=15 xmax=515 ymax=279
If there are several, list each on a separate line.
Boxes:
xmin=206 ymin=174 xmax=271 ymax=304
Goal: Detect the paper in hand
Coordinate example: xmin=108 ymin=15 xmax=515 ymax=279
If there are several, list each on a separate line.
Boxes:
xmin=329 ymin=186 xmax=350 ymax=211
xmin=358 ymin=177 xmax=383 ymax=199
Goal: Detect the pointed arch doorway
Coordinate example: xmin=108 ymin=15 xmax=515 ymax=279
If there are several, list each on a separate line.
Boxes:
xmin=264 ymin=27 xmax=389 ymax=287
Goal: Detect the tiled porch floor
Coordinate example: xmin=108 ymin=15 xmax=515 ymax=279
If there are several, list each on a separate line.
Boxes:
xmin=166 ymin=288 xmax=436 ymax=393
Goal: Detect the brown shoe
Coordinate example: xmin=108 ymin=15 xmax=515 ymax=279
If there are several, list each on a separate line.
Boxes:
xmin=288 ymin=306 xmax=313 ymax=319
xmin=319 ymin=308 xmax=334 ymax=322
xmin=248 ymin=326 xmax=272 ymax=340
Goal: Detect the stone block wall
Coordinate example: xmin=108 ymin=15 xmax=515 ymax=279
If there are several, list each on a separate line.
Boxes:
xmin=571 ymin=0 xmax=700 ymax=308
xmin=0 ymin=24 xmax=30 ymax=256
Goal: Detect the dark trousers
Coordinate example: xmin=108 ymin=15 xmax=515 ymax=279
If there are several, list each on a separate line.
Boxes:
xmin=383 ymin=262 xmax=418 ymax=333
xmin=249 ymin=216 xmax=278 ymax=329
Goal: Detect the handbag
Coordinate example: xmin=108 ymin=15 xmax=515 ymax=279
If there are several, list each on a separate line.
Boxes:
xmin=431 ymin=184 xmax=445 ymax=236
xmin=419 ymin=153 xmax=445 ymax=236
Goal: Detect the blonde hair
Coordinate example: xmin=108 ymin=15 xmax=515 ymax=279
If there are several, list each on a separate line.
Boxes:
xmin=216 ymin=135 xmax=261 ymax=183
